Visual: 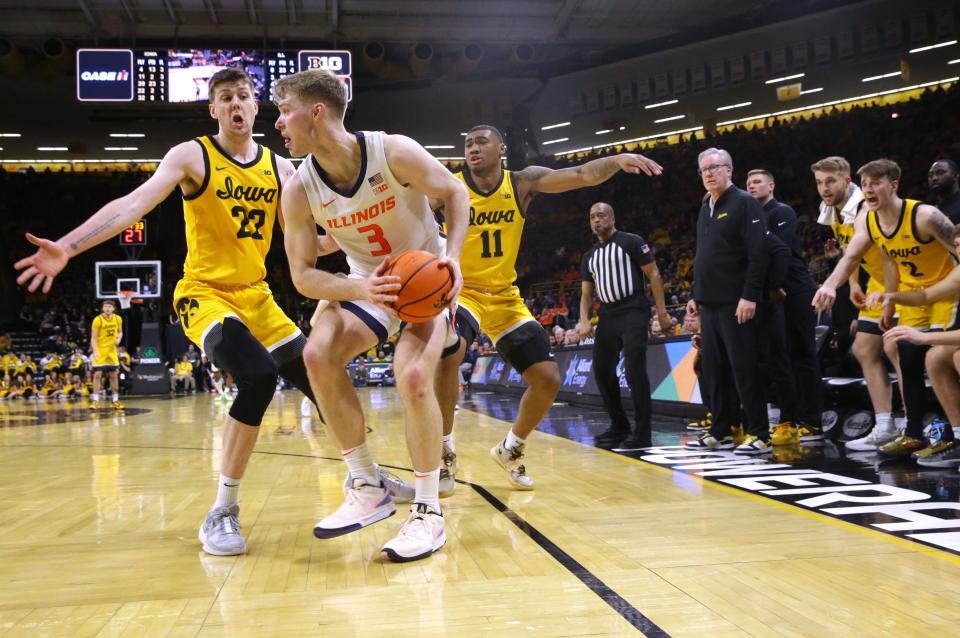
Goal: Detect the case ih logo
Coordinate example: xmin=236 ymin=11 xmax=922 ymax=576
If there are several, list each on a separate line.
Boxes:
xmin=77 ymin=49 xmax=134 ymax=101
xmin=81 ymin=70 xmax=130 ymax=81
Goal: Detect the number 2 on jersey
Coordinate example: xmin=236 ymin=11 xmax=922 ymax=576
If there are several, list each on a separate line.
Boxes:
xmin=357 ymin=224 xmax=392 ymax=257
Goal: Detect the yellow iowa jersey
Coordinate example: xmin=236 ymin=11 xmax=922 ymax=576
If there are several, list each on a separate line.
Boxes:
xmin=456 ymin=169 xmax=526 ymax=291
xmin=867 ymin=198 xmax=956 ymax=289
xmin=182 ymin=135 xmax=281 ymax=285
xmin=92 ymin=314 xmax=121 ymax=353
xmin=832 ymin=208 xmax=884 ymax=281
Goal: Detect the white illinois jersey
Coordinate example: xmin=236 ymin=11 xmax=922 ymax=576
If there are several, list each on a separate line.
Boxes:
xmin=298 ymin=131 xmax=443 ymax=276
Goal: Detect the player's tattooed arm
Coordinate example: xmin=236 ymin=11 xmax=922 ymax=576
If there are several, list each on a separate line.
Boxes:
xmin=15 ymin=141 xmax=195 ymax=293
xmin=515 ymin=153 xmax=663 ymax=198
xmin=918 ymin=205 xmax=958 ymax=256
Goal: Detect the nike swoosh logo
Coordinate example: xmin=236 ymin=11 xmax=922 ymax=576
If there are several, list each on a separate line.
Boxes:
xmin=322 ymin=198 xmax=337 ymax=208
xmin=216 ymin=166 xmax=227 ymax=171
xmin=778 ymin=221 xmax=788 ymax=226
xmin=752 ymin=219 xmax=760 ymax=223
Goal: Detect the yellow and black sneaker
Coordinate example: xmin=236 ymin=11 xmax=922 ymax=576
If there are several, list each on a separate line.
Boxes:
xmin=89 ymin=401 xmax=100 ymax=411
xmin=687 ymin=411 xmax=713 ymax=431
xmin=731 ymin=424 xmax=746 ymax=447
xmin=770 ymin=422 xmax=798 ymax=446
xmin=797 ymin=422 xmax=824 ymax=442
xmin=111 ymin=400 xmax=124 ymax=411
xmin=879 ymin=434 xmax=927 ymax=458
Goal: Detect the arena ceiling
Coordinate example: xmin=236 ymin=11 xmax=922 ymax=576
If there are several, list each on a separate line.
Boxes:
xmin=3 ymin=0 xmax=864 ymax=78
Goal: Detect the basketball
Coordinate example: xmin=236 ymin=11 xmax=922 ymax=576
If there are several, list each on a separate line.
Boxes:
xmin=384 ymin=250 xmax=453 ymax=323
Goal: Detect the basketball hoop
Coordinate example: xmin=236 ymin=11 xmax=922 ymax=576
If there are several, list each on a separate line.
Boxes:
xmin=117 ymin=290 xmax=135 ymax=310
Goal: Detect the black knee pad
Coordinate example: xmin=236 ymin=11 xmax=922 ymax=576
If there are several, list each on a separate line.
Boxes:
xmin=205 ymin=318 xmax=278 ymax=426
xmin=454 ymin=306 xmax=478 ymax=349
xmin=497 ymin=321 xmax=554 ymax=374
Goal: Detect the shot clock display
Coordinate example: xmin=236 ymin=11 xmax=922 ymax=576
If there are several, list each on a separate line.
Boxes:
xmin=119 ymin=220 xmax=147 ymax=246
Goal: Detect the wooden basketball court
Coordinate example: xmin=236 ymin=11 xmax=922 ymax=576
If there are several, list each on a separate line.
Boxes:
xmin=0 ymin=389 xmax=957 ymax=637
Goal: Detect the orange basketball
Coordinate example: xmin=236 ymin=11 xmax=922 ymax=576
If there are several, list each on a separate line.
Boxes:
xmin=384 ymin=250 xmax=453 ymax=323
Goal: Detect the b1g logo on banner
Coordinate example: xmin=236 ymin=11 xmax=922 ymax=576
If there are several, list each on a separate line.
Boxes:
xmin=77 ymin=49 xmax=134 ymax=101
xmin=297 ymin=50 xmax=352 ymax=101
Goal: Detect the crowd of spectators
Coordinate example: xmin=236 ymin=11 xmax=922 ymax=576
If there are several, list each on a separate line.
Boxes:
xmin=3 ymin=83 xmax=959 ymax=372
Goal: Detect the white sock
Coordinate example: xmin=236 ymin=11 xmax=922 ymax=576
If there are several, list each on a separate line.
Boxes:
xmin=112 ymin=392 xmax=119 ymax=402
xmin=767 ymin=404 xmax=781 ymax=424
xmin=414 ymin=467 xmax=441 ymax=510
xmin=875 ymin=412 xmax=893 ymax=430
xmin=505 ymin=430 xmax=525 ymax=450
xmin=214 ymin=474 xmax=241 ymax=508
xmin=442 ymin=433 xmax=455 ymax=452
xmin=342 ymin=443 xmax=378 ymax=486
xmin=91 ymin=393 xmax=100 ymax=402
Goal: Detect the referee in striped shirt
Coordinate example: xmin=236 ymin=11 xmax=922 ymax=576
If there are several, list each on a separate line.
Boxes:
xmin=578 ymin=202 xmax=671 ymax=449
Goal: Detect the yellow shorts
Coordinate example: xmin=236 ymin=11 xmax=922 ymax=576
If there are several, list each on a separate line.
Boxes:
xmin=173 ymin=279 xmax=300 ymax=354
xmin=92 ymin=350 xmax=119 ymax=367
xmin=458 ymin=285 xmax=537 ymax=344
xmin=898 ymin=293 xmax=960 ymax=330
xmin=857 ymin=277 xmax=885 ymax=324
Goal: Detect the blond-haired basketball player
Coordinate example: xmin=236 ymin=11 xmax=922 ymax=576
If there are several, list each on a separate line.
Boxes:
xmin=90 ymin=298 xmax=123 ymax=409
xmin=275 ymin=68 xmax=468 ymax=563
xmin=14 ymin=67 xmax=338 ymax=557
xmin=434 ymin=125 xmax=662 ymax=493
xmin=814 ymin=158 xmax=958 ymax=459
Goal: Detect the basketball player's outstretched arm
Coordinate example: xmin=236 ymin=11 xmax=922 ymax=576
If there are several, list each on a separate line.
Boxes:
xmin=282 ymin=173 xmax=400 ymax=305
xmin=514 ymin=153 xmax=664 ymax=200
xmin=14 ymin=142 xmax=200 ymax=293
xmin=383 ymin=134 xmax=469 ymax=307
xmin=812 ymin=212 xmax=874 ymax=311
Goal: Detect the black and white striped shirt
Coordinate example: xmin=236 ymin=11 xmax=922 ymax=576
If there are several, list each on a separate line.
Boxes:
xmin=580 ymin=230 xmax=655 ymax=314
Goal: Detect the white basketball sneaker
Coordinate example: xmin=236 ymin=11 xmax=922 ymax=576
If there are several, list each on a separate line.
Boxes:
xmin=314 ymin=479 xmax=395 ymax=539
xmin=199 ymin=504 xmax=246 ymax=556
xmin=490 ymin=440 xmax=534 ymax=490
xmin=845 ymin=422 xmax=899 ymax=452
xmin=380 ymin=503 xmax=446 ymax=563
xmin=341 ymin=464 xmax=414 ymax=504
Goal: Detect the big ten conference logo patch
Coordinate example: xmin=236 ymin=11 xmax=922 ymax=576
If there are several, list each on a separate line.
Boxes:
xmin=0 ymin=405 xmax=151 ymax=427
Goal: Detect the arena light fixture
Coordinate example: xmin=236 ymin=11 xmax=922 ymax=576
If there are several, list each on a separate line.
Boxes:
xmin=619 ymin=126 xmax=626 ymax=130
xmin=542 ymin=137 xmax=569 ymax=145
xmin=861 ymin=71 xmax=900 ymax=82
xmin=554 ymin=125 xmax=703 ymax=156
xmin=424 ymin=145 xmax=455 ymax=149
xmin=104 ymin=146 xmax=138 ymax=151
xmin=37 ymin=146 xmax=68 ymax=151
xmin=541 ymin=121 xmax=570 ymax=130
xmin=654 ymin=114 xmax=685 ymax=123
xmin=909 ymin=40 xmax=957 ymax=54
xmin=108 ymin=133 xmax=145 ymax=138
xmin=716 ymin=101 xmax=752 ymax=111
xmin=949 ymin=59 xmax=960 ymax=65
xmin=765 ymin=73 xmax=805 ymax=85
xmin=800 ymin=87 xmax=824 ymax=95
xmin=644 ymin=99 xmax=678 ymax=109
xmin=0 ymin=133 xmax=22 ymax=137
xmin=716 ymin=76 xmax=960 ymax=127
xmin=595 ymin=129 xmax=612 ymax=135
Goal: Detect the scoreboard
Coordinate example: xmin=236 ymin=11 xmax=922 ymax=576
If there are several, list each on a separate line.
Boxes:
xmin=77 ymin=48 xmax=351 ymax=104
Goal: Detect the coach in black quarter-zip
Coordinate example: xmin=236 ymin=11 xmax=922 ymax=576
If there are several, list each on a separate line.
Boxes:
xmin=578 ymin=202 xmax=672 ymax=449
xmin=686 ymin=148 xmax=771 ymax=455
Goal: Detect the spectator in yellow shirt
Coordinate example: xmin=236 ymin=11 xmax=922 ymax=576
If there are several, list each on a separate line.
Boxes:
xmin=172 ymin=355 xmax=195 ymax=393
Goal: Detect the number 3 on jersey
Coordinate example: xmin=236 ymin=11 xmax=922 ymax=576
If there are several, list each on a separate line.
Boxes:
xmin=357 ymin=224 xmax=392 ymax=257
